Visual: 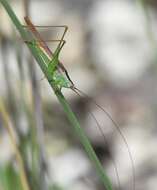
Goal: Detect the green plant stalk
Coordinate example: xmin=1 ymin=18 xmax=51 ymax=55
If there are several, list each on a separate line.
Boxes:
xmin=0 ymin=98 xmax=30 ymax=190
xmin=0 ymin=0 xmax=113 ymax=189
xmin=15 ymin=39 xmax=44 ymax=190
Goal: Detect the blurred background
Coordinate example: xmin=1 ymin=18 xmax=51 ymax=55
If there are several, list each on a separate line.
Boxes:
xmin=0 ymin=0 xmax=157 ymax=190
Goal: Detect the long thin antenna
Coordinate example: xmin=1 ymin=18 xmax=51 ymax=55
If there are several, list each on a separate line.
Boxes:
xmin=73 ymin=87 xmax=135 ymax=190
xmin=73 ymin=89 xmax=121 ymax=189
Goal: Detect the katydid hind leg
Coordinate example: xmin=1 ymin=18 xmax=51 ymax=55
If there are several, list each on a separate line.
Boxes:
xmin=23 ymin=23 xmax=68 ymax=53
xmin=23 ymin=21 xmax=73 ymax=86
xmin=44 ymin=24 xmax=74 ymax=86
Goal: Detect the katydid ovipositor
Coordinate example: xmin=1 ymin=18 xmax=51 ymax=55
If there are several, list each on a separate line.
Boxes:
xmin=23 ymin=17 xmax=135 ymax=190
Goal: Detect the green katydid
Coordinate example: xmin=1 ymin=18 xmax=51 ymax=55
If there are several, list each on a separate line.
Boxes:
xmin=23 ymin=17 xmax=135 ymax=190
xmin=24 ymin=16 xmax=74 ymax=89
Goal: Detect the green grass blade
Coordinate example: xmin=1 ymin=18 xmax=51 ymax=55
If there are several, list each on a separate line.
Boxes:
xmin=0 ymin=0 xmax=113 ymax=189
xmin=55 ymin=91 xmax=113 ymax=189
xmin=0 ymin=163 xmax=24 ymax=190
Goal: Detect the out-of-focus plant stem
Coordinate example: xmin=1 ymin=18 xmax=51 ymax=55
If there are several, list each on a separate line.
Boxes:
xmin=1 ymin=38 xmax=17 ymax=125
xmin=0 ymin=98 xmax=30 ymax=190
xmin=23 ymin=0 xmax=48 ymax=189
xmin=137 ymin=0 xmax=157 ymax=50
